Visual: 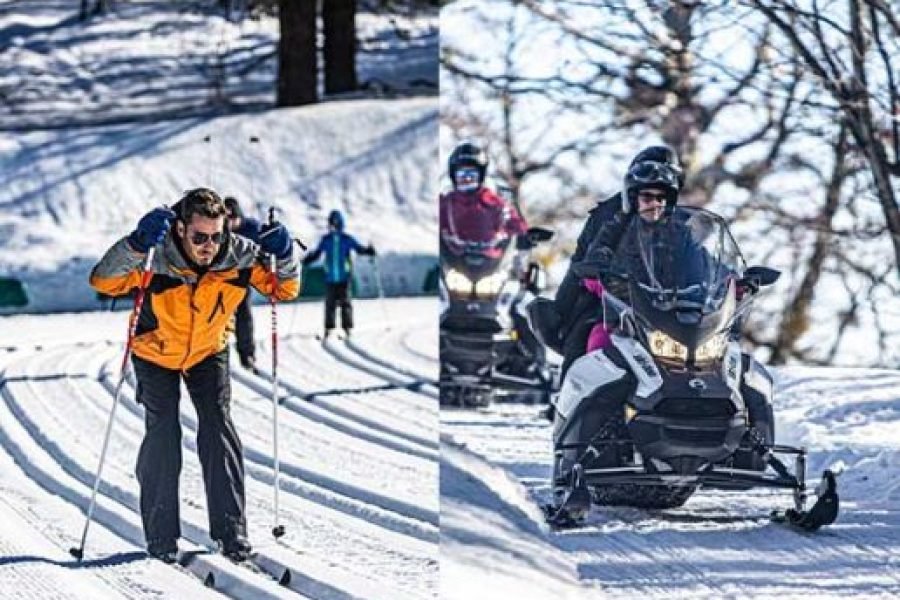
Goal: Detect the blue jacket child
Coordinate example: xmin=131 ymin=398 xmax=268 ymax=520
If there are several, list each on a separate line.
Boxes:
xmin=303 ymin=210 xmax=376 ymax=337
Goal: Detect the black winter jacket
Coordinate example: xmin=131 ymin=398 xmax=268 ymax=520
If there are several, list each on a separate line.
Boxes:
xmin=553 ymin=194 xmax=625 ymax=337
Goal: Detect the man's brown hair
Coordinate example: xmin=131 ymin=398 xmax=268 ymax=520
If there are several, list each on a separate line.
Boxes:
xmin=178 ymin=188 xmax=227 ymax=222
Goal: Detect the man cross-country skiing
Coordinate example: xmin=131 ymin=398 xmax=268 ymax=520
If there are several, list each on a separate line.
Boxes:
xmin=90 ymin=188 xmax=299 ymax=563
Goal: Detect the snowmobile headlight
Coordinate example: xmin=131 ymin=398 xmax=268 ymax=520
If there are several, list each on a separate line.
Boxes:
xmin=647 ymin=331 xmax=688 ymax=361
xmin=695 ymin=332 xmax=728 ymax=362
xmin=445 ymin=269 xmax=473 ymax=293
xmin=475 ymin=271 xmax=507 ymax=296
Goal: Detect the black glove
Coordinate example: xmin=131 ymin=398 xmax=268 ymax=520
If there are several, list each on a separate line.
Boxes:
xmin=259 ymin=221 xmax=292 ymax=260
xmin=128 ymin=206 xmax=175 ymax=253
xmin=572 ymin=245 xmax=614 ymax=279
xmin=367 ymin=245 xmax=377 ymax=256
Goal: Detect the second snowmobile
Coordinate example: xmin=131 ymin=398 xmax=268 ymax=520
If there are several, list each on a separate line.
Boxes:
xmin=439 ymin=225 xmax=556 ymax=407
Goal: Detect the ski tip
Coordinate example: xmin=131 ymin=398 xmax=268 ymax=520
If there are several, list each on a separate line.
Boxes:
xmin=203 ymin=572 xmax=216 ymax=587
xmin=278 ymin=569 xmax=292 ymax=586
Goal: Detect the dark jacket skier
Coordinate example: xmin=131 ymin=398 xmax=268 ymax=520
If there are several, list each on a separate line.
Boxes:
xmin=90 ymin=188 xmax=299 ymax=563
xmin=302 ymin=209 xmax=376 ymax=338
xmin=223 ymin=196 xmax=263 ymax=372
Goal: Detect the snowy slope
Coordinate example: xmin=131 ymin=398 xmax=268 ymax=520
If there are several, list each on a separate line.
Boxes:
xmin=0 ymin=97 xmax=438 ymax=313
xmin=441 ymin=370 xmax=900 ymax=599
xmin=0 ymin=297 xmax=439 ymax=599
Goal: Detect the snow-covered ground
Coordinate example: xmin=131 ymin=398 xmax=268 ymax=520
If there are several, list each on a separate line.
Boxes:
xmin=0 ymin=297 xmax=439 ymax=598
xmin=441 ymin=369 xmax=900 ymax=599
xmin=0 ymin=96 xmax=439 ymax=313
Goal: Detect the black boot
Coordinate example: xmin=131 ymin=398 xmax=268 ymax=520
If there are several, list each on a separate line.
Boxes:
xmin=147 ymin=538 xmax=178 ymax=564
xmin=218 ymin=535 xmax=252 ymax=562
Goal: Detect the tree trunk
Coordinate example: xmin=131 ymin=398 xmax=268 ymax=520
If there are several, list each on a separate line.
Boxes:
xmin=277 ymin=0 xmax=317 ymax=107
xmin=770 ymin=125 xmax=848 ymax=364
xmin=323 ymin=0 xmax=357 ymax=94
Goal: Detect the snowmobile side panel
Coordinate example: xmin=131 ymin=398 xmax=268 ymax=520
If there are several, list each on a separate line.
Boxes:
xmin=743 ymin=356 xmax=773 ymax=399
xmin=610 ymin=334 xmax=663 ymax=399
xmin=722 ymin=341 xmax=742 ymax=393
xmin=555 ymin=350 xmax=627 ymax=419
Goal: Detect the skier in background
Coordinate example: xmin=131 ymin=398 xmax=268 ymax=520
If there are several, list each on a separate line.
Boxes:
xmin=223 ymin=196 xmax=262 ymax=372
xmin=302 ymin=209 xmax=376 ymax=339
xmin=90 ymin=188 xmax=299 ymax=563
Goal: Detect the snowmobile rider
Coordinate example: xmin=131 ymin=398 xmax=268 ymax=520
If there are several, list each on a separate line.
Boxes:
xmin=561 ymin=158 xmax=684 ymax=378
xmin=555 ymin=147 xmax=684 ymax=378
xmin=223 ymin=196 xmax=262 ymax=373
xmin=439 ymin=141 xmax=529 ymax=268
xmin=302 ymin=209 xmax=376 ymax=339
xmin=89 ymin=188 xmax=299 ymax=564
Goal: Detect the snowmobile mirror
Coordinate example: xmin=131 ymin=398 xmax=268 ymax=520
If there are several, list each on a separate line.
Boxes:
xmin=742 ymin=266 xmax=780 ymax=288
xmin=527 ymin=227 xmax=554 ymax=243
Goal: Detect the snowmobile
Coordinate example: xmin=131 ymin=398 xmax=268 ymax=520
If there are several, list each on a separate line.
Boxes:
xmin=439 ymin=225 xmax=556 ymax=407
xmin=529 ymin=206 xmax=839 ymax=530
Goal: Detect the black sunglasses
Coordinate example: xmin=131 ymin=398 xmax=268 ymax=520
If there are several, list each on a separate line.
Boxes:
xmin=189 ymin=231 xmax=225 ymax=245
xmin=637 ymin=191 xmax=667 ymax=202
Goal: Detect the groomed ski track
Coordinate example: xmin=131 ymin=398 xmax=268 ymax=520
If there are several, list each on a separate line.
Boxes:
xmin=441 ymin=368 xmax=900 ymax=599
xmin=0 ymin=298 xmax=438 ymax=599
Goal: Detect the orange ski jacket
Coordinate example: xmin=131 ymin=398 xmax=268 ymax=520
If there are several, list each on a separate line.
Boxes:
xmin=90 ymin=232 xmax=300 ymax=371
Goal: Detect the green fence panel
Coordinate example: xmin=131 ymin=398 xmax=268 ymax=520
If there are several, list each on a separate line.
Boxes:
xmin=300 ymin=265 xmax=358 ymax=299
xmin=0 ymin=277 xmax=28 ymax=308
xmin=422 ymin=264 xmax=440 ymax=294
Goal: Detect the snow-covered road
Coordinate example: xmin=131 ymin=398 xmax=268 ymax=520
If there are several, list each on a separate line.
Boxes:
xmin=0 ymin=297 xmax=438 ymax=599
xmin=441 ymin=368 xmax=900 ymax=599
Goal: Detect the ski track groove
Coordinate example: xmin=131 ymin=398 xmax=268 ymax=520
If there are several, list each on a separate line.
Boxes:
xmin=0 ymin=313 xmax=440 ymax=600
xmin=343 ymin=323 xmax=437 ymax=384
xmin=273 ymin=338 xmax=437 ymax=451
xmin=288 ymin=334 xmax=437 ymax=426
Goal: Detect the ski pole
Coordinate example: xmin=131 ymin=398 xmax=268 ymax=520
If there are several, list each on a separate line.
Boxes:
xmin=267 ymin=207 xmax=286 ymax=539
xmin=70 ymin=247 xmax=156 ymax=561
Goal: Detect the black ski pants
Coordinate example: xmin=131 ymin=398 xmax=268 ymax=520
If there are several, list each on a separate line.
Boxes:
xmin=324 ymin=281 xmax=353 ymax=330
xmin=132 ymin=350 xmax=246 ymax=547
xmin=234 ymin=291 xmax=255 ymax=362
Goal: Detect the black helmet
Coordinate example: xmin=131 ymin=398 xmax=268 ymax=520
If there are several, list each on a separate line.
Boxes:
xmin=630 ymin=145 xmax=685 ymax=188
xmin=223 ymin=196 xmax=243 ymax=220
xmin=622 ymin=160 xmax=681 ymax=214
xmin=448 ymin=142 xmax=488 ymax=188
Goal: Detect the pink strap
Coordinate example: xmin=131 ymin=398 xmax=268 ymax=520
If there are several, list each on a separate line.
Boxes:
xmin=582 ymin=278 xmax=604 ymax=297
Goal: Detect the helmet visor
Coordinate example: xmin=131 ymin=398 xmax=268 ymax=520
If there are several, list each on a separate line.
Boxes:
xmin=454 ymin=166 xmax=481 ymax=191
xmin=629 ymin=161 xmax=680 ymax=190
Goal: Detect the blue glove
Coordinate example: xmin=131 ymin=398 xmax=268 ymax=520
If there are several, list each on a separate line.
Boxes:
xmin=259 ymin=221 xmax=292 ymax=260
xmin=128 ymin=207 xmax=175 ymax=253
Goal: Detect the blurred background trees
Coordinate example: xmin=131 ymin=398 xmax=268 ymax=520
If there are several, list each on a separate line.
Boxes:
xmin=442 ymin=0 xmax=899 ymax=367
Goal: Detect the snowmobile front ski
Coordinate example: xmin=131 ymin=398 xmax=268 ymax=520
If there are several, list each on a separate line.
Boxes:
xmin=544 ymin=463 xmax=591 ymax=529
xmin=771 ymin=469 xmax=839 ymax=532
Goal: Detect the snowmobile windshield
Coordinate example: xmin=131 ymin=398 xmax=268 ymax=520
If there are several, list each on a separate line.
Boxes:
xmin=628 ymin=207 xmax=745 ymax=315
